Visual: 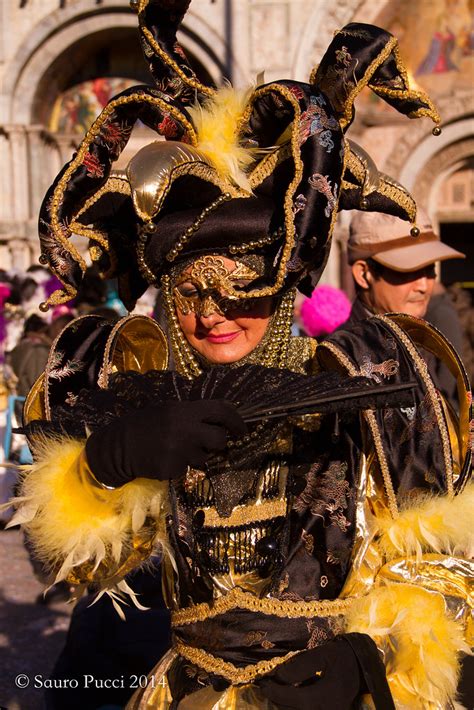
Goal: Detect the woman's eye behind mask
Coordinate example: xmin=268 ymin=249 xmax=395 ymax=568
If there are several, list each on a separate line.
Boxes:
xmin=172 ymin=255 xmax=262 ymax=317
xmin=173 ymin=285 xmax=258 ymax=317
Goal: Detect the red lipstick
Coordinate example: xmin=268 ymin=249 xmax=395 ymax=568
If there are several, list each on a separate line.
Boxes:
xmin=205 ymin=330 xmax=241 ymax=344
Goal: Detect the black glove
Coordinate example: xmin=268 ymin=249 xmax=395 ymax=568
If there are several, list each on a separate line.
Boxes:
xmin=85 ymin=399 xmax=246 ymax=488
xmin=258 ymin=633 xmax=394 ymax=710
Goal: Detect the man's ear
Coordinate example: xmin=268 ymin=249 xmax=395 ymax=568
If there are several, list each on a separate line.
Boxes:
xmin=351 ymin=260 xmax=371 ymax=290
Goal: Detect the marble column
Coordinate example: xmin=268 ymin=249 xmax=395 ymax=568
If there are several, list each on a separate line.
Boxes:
xmin=0 ymin=129 xmax=12 ymax=221
xmin=6 ymin=124 xmax=29 ymax=222
xmin=27 ymin=124 xmax=48 ymax=219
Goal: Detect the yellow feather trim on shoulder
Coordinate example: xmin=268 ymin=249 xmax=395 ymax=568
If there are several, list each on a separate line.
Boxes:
xmin=187 ymin=83 xmax=257 ymax=191
xmin=346 ymin=582 xmax=470 ymax=709
xmin=377 ymin=483 xmax=474 ymax=563
xmin=6 ymin=436 xmax=170 ymax=614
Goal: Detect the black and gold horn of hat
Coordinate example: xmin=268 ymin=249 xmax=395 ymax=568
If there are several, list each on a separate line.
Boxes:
xmin=38 ymin=1 xmax=440 ymax=312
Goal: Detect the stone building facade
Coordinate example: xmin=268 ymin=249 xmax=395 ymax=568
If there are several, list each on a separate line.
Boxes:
xmin=0 ymin=0 xmax=472 ymax=290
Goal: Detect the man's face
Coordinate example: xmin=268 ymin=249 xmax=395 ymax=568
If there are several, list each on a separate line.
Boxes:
xmin=361 ymin=261 xmax=436 ymax=318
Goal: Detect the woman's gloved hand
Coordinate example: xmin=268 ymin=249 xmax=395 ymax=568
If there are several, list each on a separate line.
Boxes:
xmin=85 ymin=399 xmax=246 ymax=488
xmin=258 ymin=633 xmax=394 ymax=710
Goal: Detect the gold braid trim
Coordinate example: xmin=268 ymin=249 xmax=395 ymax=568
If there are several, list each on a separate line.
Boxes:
xmin=378 ymin=44 xmax=441 ymax=124
xmin=73 ymin=176 xmax=131 ymax=225
xmin=45 ymin=92 xmax=197 ymax=308
xmin=339 ymin=36 xmax=398 ymax=130
xmin=171 ymin=586 xmax=352 ymax=627
xmin=378 ymin=177 xmax=416 ymax=222
xmin=341 ymin=179 xmax=359 ymax=191
xmin=317 ymin=340 xmax=399 ymax=518
xmin=174 ymin=642 xmax=299 ymax=684
xmin=71 ymin=226 xmax=119 ymax=279
xmin=197 ymin=498 xmax=287 ymax=529
xmin=137 ymin=0 xmax=214 ymax=98
xmin=345 ymin=147 xmax=366 ymax=183
xmin=375 ymin=315 xmax=454 ymax=497
xmin=71 ymin=177 xmax=131 ymax=266
xmin=248 ymin=143 xmax=291 ymax=190
xmin=345 ymin=148 xmax=416 ymax=220
xmin=69 ymin=225 xmax=109 ymax=251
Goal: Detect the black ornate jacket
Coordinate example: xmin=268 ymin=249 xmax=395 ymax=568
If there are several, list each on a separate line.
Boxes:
xmin=9 ymin=313 xmax=473 ymax=710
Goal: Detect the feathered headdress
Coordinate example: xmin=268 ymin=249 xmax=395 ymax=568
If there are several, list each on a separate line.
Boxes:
xmin=37 ymin=0 xmax=440 ymax=311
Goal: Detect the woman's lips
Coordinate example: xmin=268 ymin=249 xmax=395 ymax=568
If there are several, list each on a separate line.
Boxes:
xmin=205 ymin=330 xmax=241 ymax=344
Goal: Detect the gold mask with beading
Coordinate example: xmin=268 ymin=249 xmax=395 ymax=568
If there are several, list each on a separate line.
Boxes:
xmin=173 ymin=255 xmax=260 ymax=318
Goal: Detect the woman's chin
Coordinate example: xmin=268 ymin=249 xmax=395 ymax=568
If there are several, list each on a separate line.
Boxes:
xmin=193 ymin=341 xmax=253 ymax=365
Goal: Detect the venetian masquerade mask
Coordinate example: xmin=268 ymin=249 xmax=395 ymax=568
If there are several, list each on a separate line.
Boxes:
xmin=173 ymin=256 xmax=260 ymax=317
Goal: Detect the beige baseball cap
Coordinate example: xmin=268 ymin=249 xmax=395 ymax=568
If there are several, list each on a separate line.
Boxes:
xmin=348 ymin=209 xmax=465 ymax=272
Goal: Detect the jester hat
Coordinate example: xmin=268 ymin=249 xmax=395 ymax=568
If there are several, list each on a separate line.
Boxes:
xmin=38 ymin=0 xmax=440 ymax=312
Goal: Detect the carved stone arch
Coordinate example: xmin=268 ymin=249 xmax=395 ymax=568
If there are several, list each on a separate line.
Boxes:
xmin=8 ymin=7 xmax=140 ymax=124
xmin=384 ymin=94 xmax=474 ymax=181
xmin=409 ymin=136 xmax=474 ymax=221
xmin=292 ymin=0 xmax=365 ymax=81
xmin=6 ymin=2 xmax=239 ymax=125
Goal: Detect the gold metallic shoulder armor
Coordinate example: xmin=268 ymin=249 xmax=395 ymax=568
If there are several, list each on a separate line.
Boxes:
xmin=23 ymin=314 xmax=168 ymax=425
xmin=387 ymin=312 xmax=471 ymax=486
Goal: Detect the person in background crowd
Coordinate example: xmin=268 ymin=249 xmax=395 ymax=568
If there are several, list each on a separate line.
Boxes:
xmin=446 ymin=283 xmax=474 ymax=384
xmin=301 ymin=284 xmax=352 ymax=339
xmin=425 ymin=281 xmax=465 ymax=403
xmin=48 ymin=313 xmax=75 ymax=342
xmin=341 ymin=209 xmax=466 ymax=409
xmin=8 ymin=314 xmax=50 ymax=400
xmin=74 ymin=265 xmax=108 ymax=316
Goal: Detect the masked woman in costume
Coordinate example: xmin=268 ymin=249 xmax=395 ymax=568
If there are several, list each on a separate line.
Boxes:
xmin=7 ymin=2 xmax=472 ymax=708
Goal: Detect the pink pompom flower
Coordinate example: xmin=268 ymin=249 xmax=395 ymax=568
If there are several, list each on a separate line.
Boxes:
xmin=300 ymin=284 xmax=351 ymax=337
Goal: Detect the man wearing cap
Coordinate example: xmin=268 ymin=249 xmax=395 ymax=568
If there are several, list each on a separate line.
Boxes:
xmin=346 ymin=208 xmax=464 ymax=320
xmin=342 ymin=208 xmax=465 ymax=407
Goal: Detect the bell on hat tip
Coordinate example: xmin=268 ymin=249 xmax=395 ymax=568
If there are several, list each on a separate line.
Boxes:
xmin=129 ymin=0 xmax=139 ymax=10
xmin=360 ymin=197 xmax=369 ymax=210
xmin=410 ymin=225 xmax=420 ymax=237
xmin=432 ymin=125 xmax=442 ymax=136
xmin=39 ymin=301 xmax=50 ymax=313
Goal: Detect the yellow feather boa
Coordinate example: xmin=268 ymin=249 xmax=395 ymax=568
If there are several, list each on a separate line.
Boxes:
xmin=378 ymin=483 xmax=474 ymax=562
xmin=7 ymin=436 xmax=169 ymax=615
xmin=346 ymin=484 xmax=474 ymax=709
xmin=346 ymin=582 xmax=470 ymax=709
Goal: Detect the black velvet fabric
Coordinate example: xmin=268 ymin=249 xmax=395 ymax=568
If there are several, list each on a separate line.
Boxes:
xmin=325 ymin=317 xmax=449 ymax=498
